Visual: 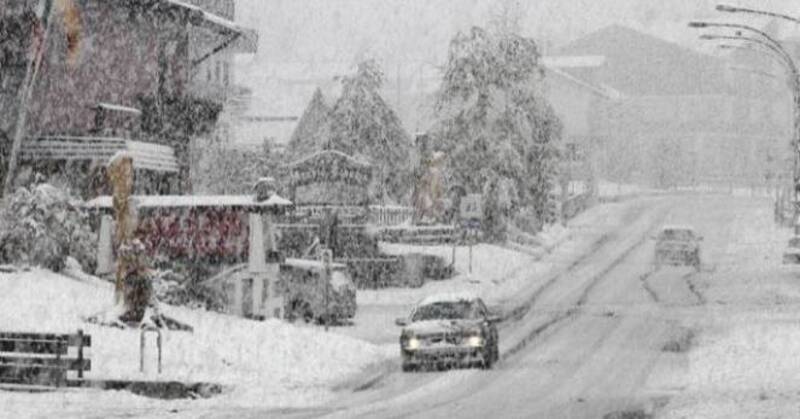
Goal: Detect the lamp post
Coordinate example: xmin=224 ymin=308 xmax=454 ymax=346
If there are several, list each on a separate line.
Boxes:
xmin=716 ymin=4 xmax=800 ymax=25
xmin=690 ymin=20 xmax=800 ymax=233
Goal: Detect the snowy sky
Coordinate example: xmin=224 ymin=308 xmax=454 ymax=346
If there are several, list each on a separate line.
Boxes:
xmin=230 ymin=0 xmax=800 ymax=126
xmin=235 ymin=0 xmax=799 ymax=65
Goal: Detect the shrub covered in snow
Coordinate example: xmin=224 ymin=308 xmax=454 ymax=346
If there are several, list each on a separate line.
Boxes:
xmin=151 ymin=269 xmax=227 ymax=312
xmin=0 ymin=183 xmax=96 ymax=272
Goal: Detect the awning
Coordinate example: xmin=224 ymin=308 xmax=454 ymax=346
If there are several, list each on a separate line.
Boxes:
xmin=21 ymin=136 xmax=180 ymax=173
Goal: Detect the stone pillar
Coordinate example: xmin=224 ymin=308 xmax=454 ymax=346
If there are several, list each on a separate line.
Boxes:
xmin=96 ymin=215 xmax=115 ymax=276
xmin=248 ymin=212 xmax=267 ymax=317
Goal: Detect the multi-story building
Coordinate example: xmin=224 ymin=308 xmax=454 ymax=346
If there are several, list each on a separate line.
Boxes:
xmin=551 ymin=24 xmax=788 ymax=189
xmin=0 ymin=0 xmax=256 ymax=197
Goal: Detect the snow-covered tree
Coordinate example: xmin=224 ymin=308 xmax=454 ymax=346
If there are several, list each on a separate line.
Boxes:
xmin=192 ymin=138 xmax=282 ymax=195
xmin=432 ymin=26 xmax=562 ymax=227
xmin=287 ymin=88 xmax=332 ymax=161
xmin=327 ymin=60 xmax=413 ymax=203
xmin=0 ymin=183 xmax=96 ymax=272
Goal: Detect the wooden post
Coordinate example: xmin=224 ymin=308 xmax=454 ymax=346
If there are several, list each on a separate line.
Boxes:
xmin=76 ymin=329 xmax=84 ymax=379
xmin=156 ymin=329 xmax=162 ymax=374
xmin=139 ymin=328 xmax=145 ymax=373
xmin=107 ymin=154 xmax=135 ymax=304
xmin=96 ymin=215 xmax=114 ymax=276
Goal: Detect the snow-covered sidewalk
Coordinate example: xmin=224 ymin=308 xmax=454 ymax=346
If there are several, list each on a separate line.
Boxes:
xmin=0 ymin=269 xmax=392 ymax=413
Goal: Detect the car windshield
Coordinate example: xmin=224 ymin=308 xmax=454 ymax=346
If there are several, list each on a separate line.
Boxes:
xmin=411 ymin=301 xmax=479 ymax=321
xmin=661 ymin=229 xmax=694 ymax=241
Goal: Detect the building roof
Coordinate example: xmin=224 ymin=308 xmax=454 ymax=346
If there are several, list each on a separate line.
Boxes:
xmin=286 ymin=149 xmax=372 ymax=169
xmin=162 ymin=0 xmax=257 ymax=52
xmin=545 ymin=66 xmax=621 ymax=99
xmin=21 ymin=136 xmax=179 ymax=173
xmin=556 ymin=24 xmax=729 ymax=96
xmin=542 ymin=55 xmax=606 ymax=68
xmin=84 ymin=194 xmax=293 ymax=209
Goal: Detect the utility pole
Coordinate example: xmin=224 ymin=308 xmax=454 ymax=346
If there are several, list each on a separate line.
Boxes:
xmin=3 ymin=0 xmax=54 ymax=197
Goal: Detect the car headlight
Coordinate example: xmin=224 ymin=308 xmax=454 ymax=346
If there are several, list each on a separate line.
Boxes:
xmin=404 ymin=337 xmax=421 ymax=350
xmin=465 ymin=335 xmax=484 ymax=347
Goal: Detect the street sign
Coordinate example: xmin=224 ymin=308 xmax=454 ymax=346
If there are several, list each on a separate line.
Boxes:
xmin=460 ymin=193 xmax=482 ymax=221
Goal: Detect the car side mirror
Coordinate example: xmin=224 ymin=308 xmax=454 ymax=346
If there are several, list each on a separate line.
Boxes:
xmin=395 ymin=317 xmax=408 ymax=327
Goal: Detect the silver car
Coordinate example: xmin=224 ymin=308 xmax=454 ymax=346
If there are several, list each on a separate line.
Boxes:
xmin=654 ymin=226 xmax=702 ymax=270
xmin=395 ymin=293 xmax=500 ymax=371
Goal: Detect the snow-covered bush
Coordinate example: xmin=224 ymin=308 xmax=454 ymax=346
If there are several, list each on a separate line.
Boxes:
xmin=0 ymin=183 xmax=96 ymax=272
xmin=151 ymin=269 xmax=226 ymax=312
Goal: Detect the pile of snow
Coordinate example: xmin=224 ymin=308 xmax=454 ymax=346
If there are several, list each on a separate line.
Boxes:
xmin=0 ymin=269 xmax=390 ymax=408
xmin=372 ymin=243 xmax=534 ymax=306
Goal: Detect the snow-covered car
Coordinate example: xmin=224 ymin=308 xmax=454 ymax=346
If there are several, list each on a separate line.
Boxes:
xmin=654 ymin=225 xmax=702 ymax=269
xmin=278 ymin=258 xmax=357 ymax=324
xmin=782 ymin=236 xmax=800 ymax=264
xmin=395 ymin=293 xmax=500 ymax=371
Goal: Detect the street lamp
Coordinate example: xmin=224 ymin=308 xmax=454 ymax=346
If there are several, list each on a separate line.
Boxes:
xmin=691 ymin=20 xmax=800 ymax=233
xmin=716 ymin=4 xmax=800 ymax=25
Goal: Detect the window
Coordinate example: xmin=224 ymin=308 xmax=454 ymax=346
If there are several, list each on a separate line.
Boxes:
xmin=223 ymin=62 xmax=230 ymax=86
xmin=215 ymin=61 xmax=221 ymax=83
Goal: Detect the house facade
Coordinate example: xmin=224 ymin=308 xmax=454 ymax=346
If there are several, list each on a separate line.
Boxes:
xmin=552 ymin=25 xmax=788 ymax=189
xmin=0 ymin=0 xmax=256 ymax=197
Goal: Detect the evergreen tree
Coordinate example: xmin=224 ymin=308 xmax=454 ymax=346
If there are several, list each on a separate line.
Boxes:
xmin=327 ymin=60 xmax=413 ymax=203
xmin=287 ymin=88 xmax=331 ymax=161
xmin=432 ymin=26 xmax=562 ymax=228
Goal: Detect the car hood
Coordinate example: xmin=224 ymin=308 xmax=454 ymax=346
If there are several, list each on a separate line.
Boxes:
xmin=404 ymin=319 xmax=481 ymax=335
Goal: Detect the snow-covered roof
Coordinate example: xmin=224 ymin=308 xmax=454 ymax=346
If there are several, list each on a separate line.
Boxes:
xmin=286 ymin=149 xmax=372 ymax=168
xmin=545 ymin=66 xmax=620 ymax=99
xmin=283 ymin=258 xmax=347 ymax=271
xmin=21 ymin=136 xmax=179 ymax=173
xmin=542 ymin=55 xmax=607 ymax=68
xmin=161 ymin=0 xmax=257 ymax=53
xmin=84 ymin=194 xmax=293 ymax=209
xmin=95 ymin=103 xmax=141 ymax=115
xmin=660 ymin=225 xmax=697 ymax=232
xmin=417 ymin=292 xmax=481 ymax=307
xmin=164 ymin=0 xmax=242 ymax=34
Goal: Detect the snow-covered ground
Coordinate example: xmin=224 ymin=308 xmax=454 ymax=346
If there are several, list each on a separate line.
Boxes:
xmin=332 ymin=198 xmax=649 ymax=346
xmin=0 ymin=269 xmax=392 ymax=414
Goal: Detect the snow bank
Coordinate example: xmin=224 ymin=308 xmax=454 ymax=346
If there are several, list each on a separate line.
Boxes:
xmin=0 ymin=269 xmax=389 ymax=408
xmin=371 ymin=243 xmax=534 ymax=306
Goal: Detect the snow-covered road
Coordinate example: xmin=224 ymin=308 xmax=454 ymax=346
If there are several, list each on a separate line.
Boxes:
xmin=6 ymin=193 xmax=792 ymax=419
xmin=252 ymin=193 xmax=789 ymax=419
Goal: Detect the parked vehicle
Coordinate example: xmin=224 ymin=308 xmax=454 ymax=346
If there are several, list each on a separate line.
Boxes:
xmin=278 ymin=258 xmax=357 ymax=324
xmin=395 ymin=293 xmax=500 ymax=371
xmin=782 ymin=236 xmax=800 ymax=264
xmin=653 ymin=225 xmax=702 ymax=270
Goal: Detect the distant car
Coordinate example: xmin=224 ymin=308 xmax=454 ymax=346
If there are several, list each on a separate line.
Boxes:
xmin=654 ymin=226 xmax=702 ymax=270
xmin=782 ymin=236 xmax=800 ymax=264
xmin=395 ymin=293 xmax=500 ymax=372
